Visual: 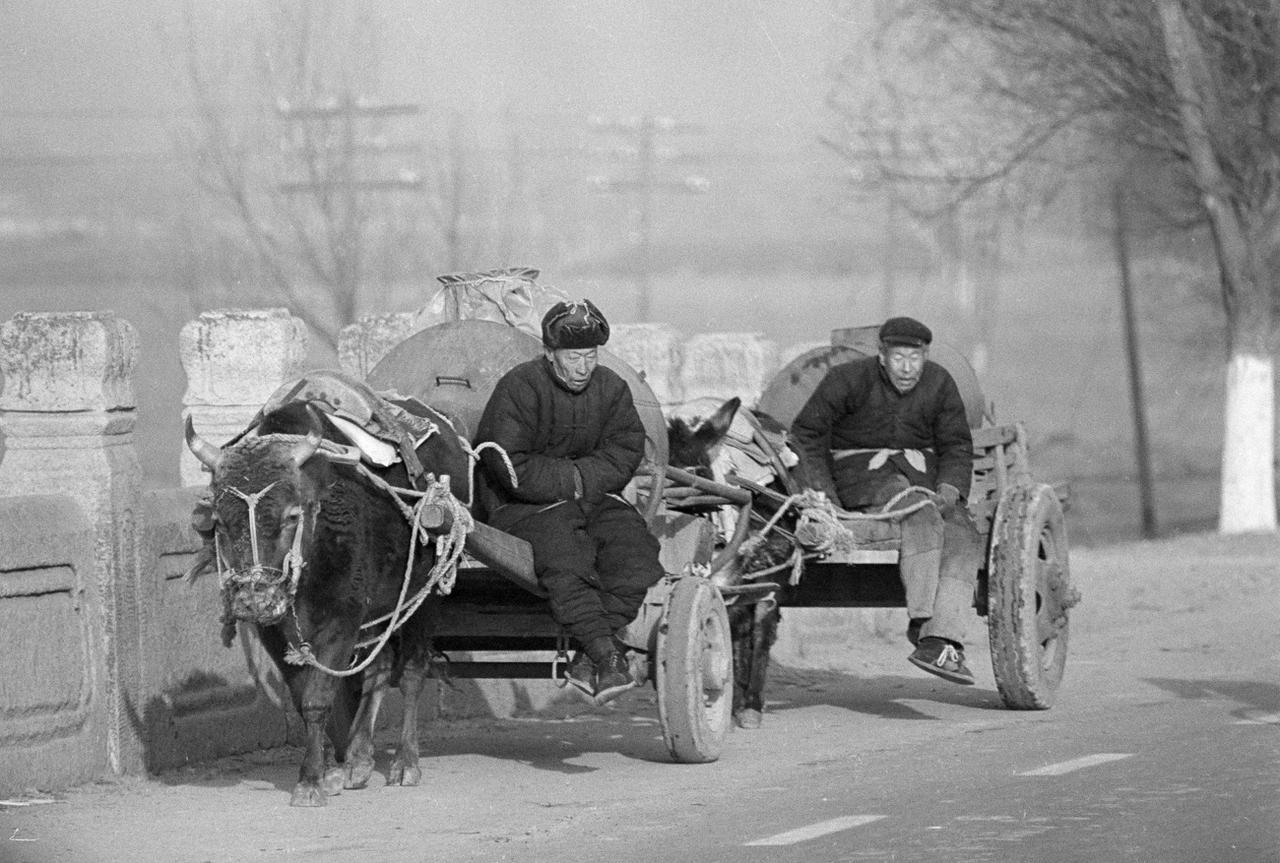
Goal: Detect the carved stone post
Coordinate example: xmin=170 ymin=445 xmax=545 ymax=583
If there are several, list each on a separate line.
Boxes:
xmin=609 ymin=322 xmax=684 ymax=408
xmin=337 ymin=311 xmax=417 ymax=379
xmin=679 ymin=331 xmax=781 ymax=408
xmin=0 ymin=311 xmax=142 ymax=775
xmin=177 ymin=308 xmax=309 ymax=487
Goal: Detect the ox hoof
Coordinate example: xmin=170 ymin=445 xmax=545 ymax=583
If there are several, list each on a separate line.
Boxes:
xmin=322 ymin=767 xmax=345 ymax=797
xmin=733 ymin=709 xmax=763 ymax=730
xmin=290 ymin=782 xmax=328 ymax=807
xmin=387 ymin=760 xmax=422 ymax=787
xmin=344 ymin=758 xmax=376 ymax=790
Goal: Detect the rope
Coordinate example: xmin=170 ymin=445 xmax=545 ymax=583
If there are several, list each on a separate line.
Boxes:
xmin=460 ymin=439 xmax=518 ymax=508
xmin=282 ymin=470 xmax=475 ymax=678
xmin=736 ymin=485 xmax=941 ymax=586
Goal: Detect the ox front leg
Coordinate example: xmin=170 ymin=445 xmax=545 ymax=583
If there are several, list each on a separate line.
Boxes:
xmin=293 ymin=703 xmax=338 ymax=806
xmin=290 ymin=664 xmax=350 ymax=807
xmin=387 ymin=657 xmax=427 ymax=786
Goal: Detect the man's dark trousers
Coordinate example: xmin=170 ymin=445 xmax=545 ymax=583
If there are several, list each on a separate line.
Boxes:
xmin=503 ymin=496 xmax=664 ymax=645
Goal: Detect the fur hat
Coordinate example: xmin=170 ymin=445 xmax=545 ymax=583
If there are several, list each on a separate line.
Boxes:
xmin=541 ymin=299 xmax=610 ymax=350
xmin=878 ymin=316 xmax=932 ymax=348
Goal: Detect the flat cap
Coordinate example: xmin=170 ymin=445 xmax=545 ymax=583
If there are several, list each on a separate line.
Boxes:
xmin=878 ymin=316 xmax=932 ymax=348
xmin=541 ymin=299 xmax=610 ymax=350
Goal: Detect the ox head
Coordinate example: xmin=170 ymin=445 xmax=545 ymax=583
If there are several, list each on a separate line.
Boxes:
xmin=185 ymin=404 xmax=355 ymax=625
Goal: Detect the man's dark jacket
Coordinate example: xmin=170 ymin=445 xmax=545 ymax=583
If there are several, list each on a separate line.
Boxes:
xmin=475 ymin=357 xmax=646 ymax=529
xmin=790 ymin=355 xmax=973 ymax=509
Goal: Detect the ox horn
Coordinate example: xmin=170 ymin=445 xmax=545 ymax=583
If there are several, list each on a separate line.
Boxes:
xmin=292 ymin=405 xmax=325 ymax=467
xmin=184 ymin=415 xmax=224 ymax=472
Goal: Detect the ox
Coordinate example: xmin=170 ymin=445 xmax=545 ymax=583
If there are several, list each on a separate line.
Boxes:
xmin=666 ymin=396 xmax=798 ymax=730
xmin=186 ymin=393 xmax=472 ymax=806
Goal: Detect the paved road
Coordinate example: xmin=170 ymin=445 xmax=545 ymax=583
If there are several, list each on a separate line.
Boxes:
xmin=3 ymin=536 xmax=1278 ymax=863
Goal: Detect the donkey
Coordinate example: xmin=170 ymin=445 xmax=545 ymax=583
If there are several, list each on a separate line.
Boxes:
xmin=666 ymin=396 xmax=800 ymax=729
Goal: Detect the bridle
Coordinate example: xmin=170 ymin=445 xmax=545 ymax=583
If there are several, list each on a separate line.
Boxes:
xmin=214 ymin=480 xmax=311 ymax=626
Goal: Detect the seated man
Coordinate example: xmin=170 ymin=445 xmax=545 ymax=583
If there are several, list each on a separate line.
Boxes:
xmin=789 ymin=316 xmax=983 ymax=685
xmin=475 ymin=299 xmax=665 ymax=704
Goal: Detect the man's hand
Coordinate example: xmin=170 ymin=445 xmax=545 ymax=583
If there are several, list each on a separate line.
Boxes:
xmin=936 ymin=483 xmax=963 ymax=515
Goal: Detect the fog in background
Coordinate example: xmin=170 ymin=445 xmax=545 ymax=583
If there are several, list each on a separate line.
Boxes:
xmin=0 ymin=2 xmax=1225 ymax=539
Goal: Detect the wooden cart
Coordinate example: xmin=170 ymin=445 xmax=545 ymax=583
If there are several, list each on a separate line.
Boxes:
xmin=365 ymin=319 xmax=734 ymax=762
xmin=657 ymin=325 xmax=1080 ymax=710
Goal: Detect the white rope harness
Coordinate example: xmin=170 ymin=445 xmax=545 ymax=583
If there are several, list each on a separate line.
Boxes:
xmin=210 ymin=428 xmax=521 ymax=679
xmin=282 ymin=468 xmax=474 ymax=678
xmin=738 ymin=485 xmax=940 ymax=586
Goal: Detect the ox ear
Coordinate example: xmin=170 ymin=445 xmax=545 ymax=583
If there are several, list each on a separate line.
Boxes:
xmin=184 ymin=415 xmax=224 ymax=472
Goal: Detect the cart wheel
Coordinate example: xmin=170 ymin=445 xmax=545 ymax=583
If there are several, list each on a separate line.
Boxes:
xmin=655 ymin=577 xmax=733 ymax=763
xmin=988 ymin=482 xmax=1076 ymax=710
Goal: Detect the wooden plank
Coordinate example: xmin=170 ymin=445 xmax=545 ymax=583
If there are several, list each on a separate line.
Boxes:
xmin=971 ymin=423 xmax=1018 ymax=450
xmin=417 ymin=504 xmax=543 ymax=596
xmin=662 ymin=465 xmax=754 ymax=506
xmin=815 ymin=549 xmax=900 ymax=565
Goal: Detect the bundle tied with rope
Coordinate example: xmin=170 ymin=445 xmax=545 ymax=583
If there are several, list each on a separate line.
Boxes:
xmin=736 ymin=486 xmax=940 ymax=586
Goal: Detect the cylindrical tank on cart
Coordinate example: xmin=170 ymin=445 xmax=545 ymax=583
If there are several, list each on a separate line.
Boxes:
xmin=756 ymin=325 xmax=987 ymax=430
xmin=365 ymin=319 xmax=668 ymax=469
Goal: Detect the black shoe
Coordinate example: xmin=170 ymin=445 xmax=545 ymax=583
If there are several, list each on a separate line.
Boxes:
xmin=907 ymin=617 xmax=928 ymax=647
xmin=908 ymin=637 xmax=975 ymax=685
xmin=565 ymin=651 xmax=595 ymax=697
xmin=593 ymin=650 xmax=636 ymax=704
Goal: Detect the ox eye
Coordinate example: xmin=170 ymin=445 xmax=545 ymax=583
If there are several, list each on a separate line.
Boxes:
xmin=281 ymin=506 xmax=304 ymax=527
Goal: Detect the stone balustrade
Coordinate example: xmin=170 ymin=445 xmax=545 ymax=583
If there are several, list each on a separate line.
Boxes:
xmin=0 ymin=302 xmax=875 ymax=797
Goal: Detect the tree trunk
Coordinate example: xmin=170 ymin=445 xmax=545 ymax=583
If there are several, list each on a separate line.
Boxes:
xmin=1156 ymin=0 xmax=1277 ymax=533
xmin=1219 ymin=348 xmax=1277 ymax=533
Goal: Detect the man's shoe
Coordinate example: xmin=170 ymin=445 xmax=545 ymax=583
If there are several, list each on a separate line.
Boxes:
xmin=564 ymin=651 xmax=595 ymax=697
xmin=908 ymin=637 xmax=975 ymax=685
xmin=593 ymin=650 xmax=636 ymax=705
xmin=734 ymin=708 xmax=763 ymax=730
xmin=906 ymin=617 xmax=928 ymax=647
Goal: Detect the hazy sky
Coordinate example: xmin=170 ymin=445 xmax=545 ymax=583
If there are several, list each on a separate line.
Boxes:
xmin=1 ymin=2 xmax=838 ymax=153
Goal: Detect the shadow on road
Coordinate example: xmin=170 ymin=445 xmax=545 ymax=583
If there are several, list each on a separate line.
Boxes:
xmin=1143 ymin=676 xmax=1280 ymax=720
xmin=763 ymin=663 xmax=1008 ymax=720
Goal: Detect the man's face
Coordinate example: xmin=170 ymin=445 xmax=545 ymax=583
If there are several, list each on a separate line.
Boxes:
xmin=879 ymin=344 xmax=926 ymax=393
xmin=546 ymin=347 xmax=599 ymax=392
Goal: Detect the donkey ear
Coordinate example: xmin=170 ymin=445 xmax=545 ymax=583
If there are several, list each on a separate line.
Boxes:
xmin=696 ymin=396 xmax=741 ymax=445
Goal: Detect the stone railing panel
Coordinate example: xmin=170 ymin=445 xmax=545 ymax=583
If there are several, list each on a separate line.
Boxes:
xmin=0 ymin=495 xmax=106 ymax=796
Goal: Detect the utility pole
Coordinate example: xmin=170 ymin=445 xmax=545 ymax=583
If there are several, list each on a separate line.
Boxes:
xmin=587 ymin=114 xmax=709 ymax=321
xmin=275 ymin=93 xmax=423 ymax=314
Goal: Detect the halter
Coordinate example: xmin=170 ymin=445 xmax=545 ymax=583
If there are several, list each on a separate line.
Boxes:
xmin=214 ymin=480 xmax=309 ymax=625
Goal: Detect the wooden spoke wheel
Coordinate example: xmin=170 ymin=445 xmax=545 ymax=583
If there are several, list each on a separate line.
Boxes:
xmin=655 ymin=576 xmax=733 ymax=763
xmin=987 ymin=482 xmax=1077 ymax=710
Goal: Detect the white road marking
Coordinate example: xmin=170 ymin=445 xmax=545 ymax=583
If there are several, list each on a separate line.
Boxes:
xmin=1019 ymin=753 xmax=1134 ymax=776
xmin=745 ymin=815 xmax=887 ymax=846
xmin=1233 ymin=711 xmax=1280 ymax=725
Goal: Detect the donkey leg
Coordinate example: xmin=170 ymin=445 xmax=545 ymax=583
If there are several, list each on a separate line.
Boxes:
xmin=737 ymin=601 xmax=780 ymax=729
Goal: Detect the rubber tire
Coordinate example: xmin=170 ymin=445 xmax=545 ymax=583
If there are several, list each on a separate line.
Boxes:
xmin=655 ymin=577 xmax=733 ymax=763
xmin=987 ymin=483 xmax=1071 ymax=710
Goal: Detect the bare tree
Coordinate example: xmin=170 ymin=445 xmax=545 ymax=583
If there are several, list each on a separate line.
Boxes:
xmin=175 ymin=2 xmax=539 ymax=351
xmin=829 ymin=0 xmax=1279 ymax=534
